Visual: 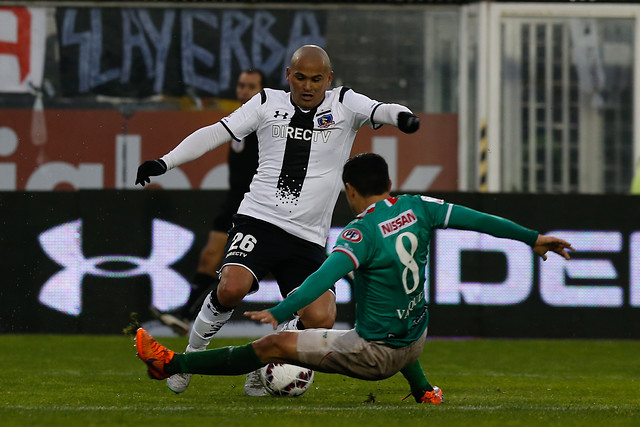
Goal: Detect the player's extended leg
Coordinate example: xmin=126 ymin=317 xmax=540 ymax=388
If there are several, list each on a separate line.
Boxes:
xmin=136 ymin=328 xmax=298 ymax=379
xmin=136 ymin=328 xmax=442 ymax=405
xmin=167 ymin=265 xmax=254 ymax=393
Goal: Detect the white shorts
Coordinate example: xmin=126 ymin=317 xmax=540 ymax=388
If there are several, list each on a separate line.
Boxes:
xmin=295 ymin=328 xmax=427 ymax=381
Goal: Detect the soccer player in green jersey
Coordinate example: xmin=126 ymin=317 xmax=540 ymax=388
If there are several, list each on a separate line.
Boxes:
xmin=135 ymin=153 xmax=574 ymax=404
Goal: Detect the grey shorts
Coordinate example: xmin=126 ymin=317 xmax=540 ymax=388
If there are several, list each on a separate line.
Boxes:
xmin=295 ymin=328 xmax=427 ymax=381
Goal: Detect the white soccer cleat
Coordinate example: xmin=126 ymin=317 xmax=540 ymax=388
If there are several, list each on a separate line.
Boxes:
xmin=166 ymin=344 xmax=200 ymax=394
xmin=167 ymin=372 xmax=192 ymax=394
xmin=244 ymin=369 xmax=268 ymax=396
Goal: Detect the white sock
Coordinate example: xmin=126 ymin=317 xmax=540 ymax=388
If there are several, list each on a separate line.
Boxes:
xmin=188 ymin=293 xmax=233 ymax=350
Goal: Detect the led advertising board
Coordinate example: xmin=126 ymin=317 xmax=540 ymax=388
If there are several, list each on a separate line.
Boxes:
xmin=1 ymin=191 xmax=638 ymax=337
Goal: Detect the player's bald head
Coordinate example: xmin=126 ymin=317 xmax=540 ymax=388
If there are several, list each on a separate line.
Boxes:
xmin=290 ymin=45 xmax=331 ymax=73
xmin=286 ymin=45 xmax=333 ymax=109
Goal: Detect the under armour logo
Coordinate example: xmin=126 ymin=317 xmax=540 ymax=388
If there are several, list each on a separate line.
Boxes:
xmin=38 ymin=219 xmax=194 ymax=316
xmin=274 ymin=110 xmax=289 ymax=119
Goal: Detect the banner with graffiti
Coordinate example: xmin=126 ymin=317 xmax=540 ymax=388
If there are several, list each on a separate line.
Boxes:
xmin=55 ymin=7 xmax=326 ymax=98
xmin=0 ymin=7 xmax=46 ymax=93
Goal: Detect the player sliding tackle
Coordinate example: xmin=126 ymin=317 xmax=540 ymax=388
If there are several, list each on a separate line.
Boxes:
xmin=135 ymin=153 xmax=574 ymax=404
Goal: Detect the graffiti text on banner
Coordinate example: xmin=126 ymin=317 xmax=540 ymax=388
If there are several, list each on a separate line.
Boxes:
xmin=56 ymin=8 xmax=326 ymax=98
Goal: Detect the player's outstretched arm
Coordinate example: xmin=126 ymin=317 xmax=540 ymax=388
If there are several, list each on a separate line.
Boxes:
xmin=135 ymin=122 xmax=236 ymax=186
xmin=533 ymin=235 xmax=574 ymax=261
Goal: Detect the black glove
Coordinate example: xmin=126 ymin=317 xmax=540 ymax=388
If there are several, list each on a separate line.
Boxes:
xmin=397 ymin=112 xmax=420 ymax=134
xmin=135 ymin=159 xmax=167 ymax=186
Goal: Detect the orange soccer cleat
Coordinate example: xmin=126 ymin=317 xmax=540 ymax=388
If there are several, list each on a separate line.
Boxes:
xmin=419 ymin=386 xmax=444 ymax=404
xmin=135 ymin=328 xmax=175 ymax=380
xmin=402 ymin=385 xmax=444 ymax=404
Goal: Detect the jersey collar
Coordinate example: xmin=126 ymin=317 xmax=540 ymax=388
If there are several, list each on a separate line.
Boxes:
xmin=356 ymin=197 xmax=398 ymax=219
xmin=289 ymin=94 xmax=326 ymax=113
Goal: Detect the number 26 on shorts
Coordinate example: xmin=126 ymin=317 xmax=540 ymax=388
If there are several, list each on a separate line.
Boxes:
xmin=229 ymin=233 xmax=258 ymax=252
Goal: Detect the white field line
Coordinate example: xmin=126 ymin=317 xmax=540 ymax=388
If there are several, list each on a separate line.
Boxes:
xmin=1 ymin=404 xmax=637 ymax=412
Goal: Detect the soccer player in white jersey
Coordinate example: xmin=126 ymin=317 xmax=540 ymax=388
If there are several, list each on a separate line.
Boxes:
xmin=135 ymin=45 xmax=421 ymax=395
xmin=135 ymin=153 xmax=574 ymax=404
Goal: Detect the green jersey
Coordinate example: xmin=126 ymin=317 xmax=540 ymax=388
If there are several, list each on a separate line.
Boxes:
xmin=332 ymin=195 xmax=449 ymax=346
xmin=268 ymin=194 xmax=538 ymax=348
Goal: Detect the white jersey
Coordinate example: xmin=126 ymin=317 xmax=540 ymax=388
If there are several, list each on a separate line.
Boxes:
xmin=221 ymin=87 xmax=381 ymax=246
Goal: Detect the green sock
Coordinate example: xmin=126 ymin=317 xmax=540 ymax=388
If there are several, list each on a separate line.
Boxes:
xmin=167 ymin=343 xmax=263 ymax=376
xmin=400 ymin=360 xmax=433 ymax=397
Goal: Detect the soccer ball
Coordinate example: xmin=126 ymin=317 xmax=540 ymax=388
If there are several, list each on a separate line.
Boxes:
xmin=259 ymin=363 xmax=314 ymax=397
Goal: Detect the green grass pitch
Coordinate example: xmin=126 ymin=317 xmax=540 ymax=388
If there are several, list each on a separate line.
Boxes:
xmin=0 ymin=335 xmax=638 ymax=426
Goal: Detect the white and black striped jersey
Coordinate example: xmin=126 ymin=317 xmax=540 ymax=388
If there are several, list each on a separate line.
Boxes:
xmin=161 ymin=86 xmax=410 ymax=246
xmin=221 ymin=87 xmax=385 ymax=246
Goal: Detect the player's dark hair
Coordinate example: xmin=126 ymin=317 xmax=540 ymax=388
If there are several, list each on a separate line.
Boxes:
xmin=342 ymin=153 xmax=390 ymax=197
xmin=242 ymin=68 xmax=267 ymax=88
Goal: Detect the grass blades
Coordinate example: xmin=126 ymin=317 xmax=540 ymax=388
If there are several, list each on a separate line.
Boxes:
xmin=0 ymin=335 xmax=638 ymax=426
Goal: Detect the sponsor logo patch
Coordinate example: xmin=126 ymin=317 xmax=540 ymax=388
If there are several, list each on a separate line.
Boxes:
xmin=378 ymin=209 xmax=417 ymax=237
xmin=341 ymin=228 xmax=362 ymax=242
